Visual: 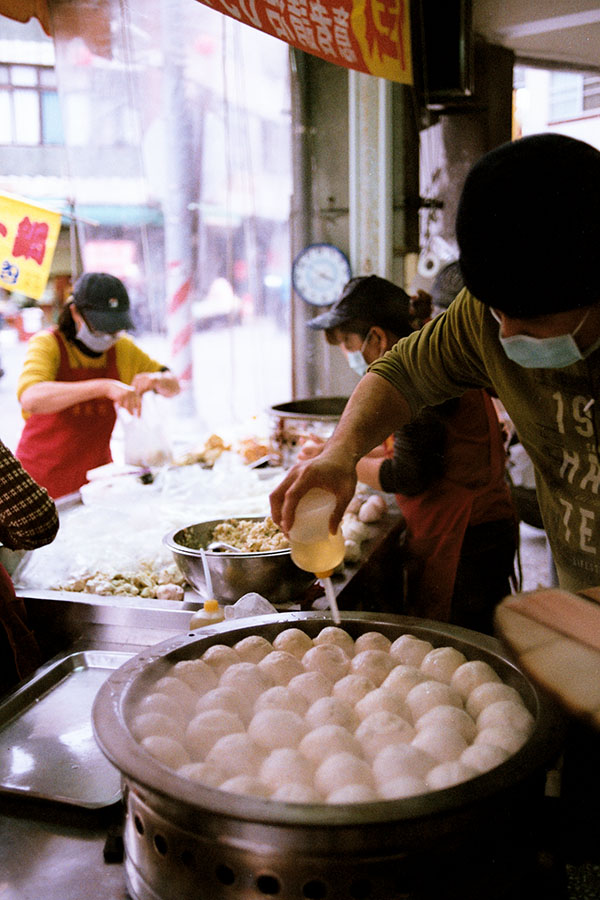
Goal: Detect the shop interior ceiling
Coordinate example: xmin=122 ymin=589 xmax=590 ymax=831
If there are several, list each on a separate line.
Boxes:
xmin=2 ymin=1 xmax=600 ymax=72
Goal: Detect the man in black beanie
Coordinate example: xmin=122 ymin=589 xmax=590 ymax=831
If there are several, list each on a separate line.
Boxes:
xmin=271 ymin=133 xmax=600 ymax=875
xmin=272 ymin=133 xmax=600 ymax=597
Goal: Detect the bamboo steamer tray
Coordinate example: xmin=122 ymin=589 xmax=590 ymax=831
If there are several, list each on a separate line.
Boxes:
xmin=495 ymin=586 xmax=600 ymax=728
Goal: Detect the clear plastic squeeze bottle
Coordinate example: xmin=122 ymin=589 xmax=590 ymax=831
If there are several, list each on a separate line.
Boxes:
xmin=189 ymin=598 xmax=225 ymax=629
xmin=288 ymin=488 xmax=345 ymax=578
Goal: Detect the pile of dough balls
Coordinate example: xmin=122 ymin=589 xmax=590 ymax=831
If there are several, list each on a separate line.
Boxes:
xmin=341 ymin=492 xmax=388 ymax=565
xmin=129 ymin=627 xmax=534 ymax=805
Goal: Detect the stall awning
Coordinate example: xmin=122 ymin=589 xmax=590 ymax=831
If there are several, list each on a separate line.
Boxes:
xmin=0 ymin=0 xmax=51 ymax=34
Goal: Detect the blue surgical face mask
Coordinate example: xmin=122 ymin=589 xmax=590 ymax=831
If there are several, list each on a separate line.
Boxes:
xmin=76 ymin=319 xmax=119 ymax=353
xmin=346 ymin=330 xmax=372 ymax=377
xmin=491 ymin=308 xmax=599 ymax=369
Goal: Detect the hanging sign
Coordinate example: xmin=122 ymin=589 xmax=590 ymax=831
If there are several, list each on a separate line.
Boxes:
xmin=196 ymin=0 xmax=413 ymax=84
xmin=0 ymin=193 xmax=62 ymax=300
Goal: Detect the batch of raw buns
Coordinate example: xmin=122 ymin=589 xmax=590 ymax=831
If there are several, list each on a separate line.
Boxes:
xmin=129 ymin=626 xmax=534 ymax=804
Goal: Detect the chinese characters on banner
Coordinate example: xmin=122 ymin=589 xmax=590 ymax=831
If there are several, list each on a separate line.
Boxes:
xmin=0 ymin=194 xmax=62 ymax=300
xmin=195 ymin=0 xmax=413 ymax=83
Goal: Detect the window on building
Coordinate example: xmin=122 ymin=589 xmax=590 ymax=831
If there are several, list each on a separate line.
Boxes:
xmin=550 ymin=70 xmax=600 ymax=120
xmin=0 ymin=64 xmax=64 ymax=145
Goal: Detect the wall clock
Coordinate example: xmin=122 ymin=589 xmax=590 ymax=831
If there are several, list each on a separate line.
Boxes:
xmin=292 ymin=243 xmax=351 ymax=306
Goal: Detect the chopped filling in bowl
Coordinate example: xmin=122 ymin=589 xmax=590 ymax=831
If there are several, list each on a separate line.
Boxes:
xmin=211 ymin=517 xmax=290 ymax=552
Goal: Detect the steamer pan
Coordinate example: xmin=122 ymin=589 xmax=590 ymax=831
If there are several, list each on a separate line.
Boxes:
xmin=93 ymin=612 xmax=565 ymax=900
xmin=268 ymin=397 xmax=348 ymax=467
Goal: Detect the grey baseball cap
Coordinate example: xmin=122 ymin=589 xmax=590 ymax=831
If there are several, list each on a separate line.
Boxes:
xmin=307 ymin=275 xmax=412 ymax=336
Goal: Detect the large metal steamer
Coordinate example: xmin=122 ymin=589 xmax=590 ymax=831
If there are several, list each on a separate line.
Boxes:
xmin=93 ymin=612 xmax=565 ymax=900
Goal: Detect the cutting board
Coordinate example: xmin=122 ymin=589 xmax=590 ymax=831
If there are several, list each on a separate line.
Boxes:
xmin=495 ymin=587 xmax=600 ymax=728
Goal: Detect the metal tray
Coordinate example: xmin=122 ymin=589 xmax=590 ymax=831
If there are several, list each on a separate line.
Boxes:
xmin=0 ymin=649 xmax=133 ymax=809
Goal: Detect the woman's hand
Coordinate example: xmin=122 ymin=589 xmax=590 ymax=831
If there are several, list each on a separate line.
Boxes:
xmin=132 ymin=371 xmax=181 ymax=397
xmin=104 ymin=380 xmax=143 ymax=415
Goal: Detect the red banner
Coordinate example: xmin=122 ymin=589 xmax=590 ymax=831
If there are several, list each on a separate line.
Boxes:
xmin=196 ymin=0 xmax=412 ymax=83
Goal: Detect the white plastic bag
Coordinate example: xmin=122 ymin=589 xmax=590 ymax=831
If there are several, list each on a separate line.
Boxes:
xmin=223 ymin=592 xmax=278 ymax=619
xmin=119 ymin=392 xmax=173 ymax=468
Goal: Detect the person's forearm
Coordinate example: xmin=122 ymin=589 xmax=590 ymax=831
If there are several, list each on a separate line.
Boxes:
xmin=325 ymin=373 xmax=412 ymax=465
xmin=270 ymin=373 xmax=411 ymax=533
xmin=19 ymin=380 xmax=112 ymax=414
xmin=152 ymin=371 xmax=180 ymax=397
xmin=355 ymin=455 xmax=384 ymax=490
xmin=0 ymin=441 xmax=58 ymax=549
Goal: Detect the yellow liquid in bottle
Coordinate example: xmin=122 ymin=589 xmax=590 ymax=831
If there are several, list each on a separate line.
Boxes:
xmin=290 ymin=529 xmax=345 ymax=577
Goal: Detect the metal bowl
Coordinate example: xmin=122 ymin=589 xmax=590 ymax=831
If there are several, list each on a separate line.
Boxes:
xmin=269 ymin=396 xmax=348 ymax=467
xmin=163 ymin=517 xmax=316 ymax=605
xmin=93 ymin=612 xmax=566 ymax=900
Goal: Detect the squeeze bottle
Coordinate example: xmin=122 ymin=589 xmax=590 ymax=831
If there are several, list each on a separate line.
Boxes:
xmin=189 ymin=598 xmax=225 ymax=629
xmin=288 ymin=488 xmax=345 ymax=578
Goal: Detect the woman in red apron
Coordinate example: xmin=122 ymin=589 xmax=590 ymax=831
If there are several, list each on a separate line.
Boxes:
xmin=301 ymin=275 xmax=518 ymax=632
xmin=16 ymin=272 xmax=180 ymax=499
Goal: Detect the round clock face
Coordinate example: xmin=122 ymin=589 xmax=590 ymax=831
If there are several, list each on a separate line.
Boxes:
xmin=292 ymin=243 xmax=352 ymax=306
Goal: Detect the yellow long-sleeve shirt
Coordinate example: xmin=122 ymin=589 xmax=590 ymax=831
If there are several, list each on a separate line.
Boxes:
xmin=17 ymin=330 xmax=165 ymax=416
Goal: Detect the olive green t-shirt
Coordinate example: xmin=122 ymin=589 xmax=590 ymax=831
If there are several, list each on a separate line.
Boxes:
xmin=370 ymin=289 xmax=600 ymax=592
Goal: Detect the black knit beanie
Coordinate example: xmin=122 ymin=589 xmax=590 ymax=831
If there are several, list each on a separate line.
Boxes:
xmin=456 ymin=133 xmax=600 ymax=317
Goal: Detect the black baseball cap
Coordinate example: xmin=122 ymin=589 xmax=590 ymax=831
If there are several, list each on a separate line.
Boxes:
xmin=307 ymin=275 xmax=413 ymax=336
xmin=457 ymin=133 xmax=600 ymax=318
xmin=72 ymin=272 xmax=134 ymax=333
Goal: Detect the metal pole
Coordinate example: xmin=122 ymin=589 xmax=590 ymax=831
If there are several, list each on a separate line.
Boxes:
xmin=161 ymin=0 xmax=196 ymax=416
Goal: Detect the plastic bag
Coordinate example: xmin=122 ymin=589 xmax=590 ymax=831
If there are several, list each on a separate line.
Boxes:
xmin=223 ymin=592 xmax=278 ymax=619
xmin=119 ymin=392 xmax=173 ymax=468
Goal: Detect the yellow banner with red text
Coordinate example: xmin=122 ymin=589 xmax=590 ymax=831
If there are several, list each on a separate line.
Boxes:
xmin=0 ymin=194 xmax=62 ymax=301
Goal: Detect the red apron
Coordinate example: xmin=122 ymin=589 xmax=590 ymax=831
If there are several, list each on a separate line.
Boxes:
xmin=395 ymin=390 xmax=514 ymax=622
xmin=16 ymin=332 xmax=119 ymax=499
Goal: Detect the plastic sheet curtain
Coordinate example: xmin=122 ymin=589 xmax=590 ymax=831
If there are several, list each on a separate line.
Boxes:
xmin=46 ymin=0 xmax=292 ymax=427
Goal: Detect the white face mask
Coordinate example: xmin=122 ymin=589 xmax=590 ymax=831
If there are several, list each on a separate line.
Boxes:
xmin=491 ymin=307 xmax=600 ymax=369
xmin=76 ymin=319 xmax=118 ymax=353
xmin=346 ymin=330 xmax=372 ymax=377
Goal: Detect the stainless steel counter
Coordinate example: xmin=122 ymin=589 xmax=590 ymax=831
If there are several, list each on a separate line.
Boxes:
xmin=0 ymin=597 xmax=197 ymax=900
xmin=0 ymin=510 xmax=406 ymax=900
xmin=0 ymin=795 xmax=128 ymax=900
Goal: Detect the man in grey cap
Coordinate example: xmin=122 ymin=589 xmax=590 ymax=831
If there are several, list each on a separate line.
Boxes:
xmin=16 ymin=272 xmax=180 ymax=498
xmin=302 ymin=274 xmax=517 ymax=633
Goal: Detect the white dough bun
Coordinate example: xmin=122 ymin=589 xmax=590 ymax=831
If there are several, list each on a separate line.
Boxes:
xmin=234 ymin=635 xmax=274 ymax=663
xmin=426 ymin=760 xmax=477 ymax=791
xmin=420 ymin=647 xmax=467 ymax=684
xmin=372 ymin=743 xmax=435 ymax=783
xmin=354 ymin=631 xmax=392 ymax=654
xmin=378 ymin=776 xmax=428 ymax=799
xmin=248 ymin=708 xmax=307 ymax=749
xmin=302 ymin=643 xmax=351 ymax=682
xmin=299 ymin=724 xmax=362 ymax=763
xmin=142 ymin=735 xmax=190 ymax=769
xmin=350 ymin=649 xmax=396 ymax=686
xmin=272 ymin=628 xmax=313 ymax=659
xmin=450 ymin=660 xmax=502 ymax=699
xmin=389 ymin=635 xmax=433 ymax=667
xmin=466 ymin=682 xmax=524 ymax=719
xmin=201 ymin=644 xmax=241 ymax=677
xmin=313 ymin=626 xmax=355 ymax=656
